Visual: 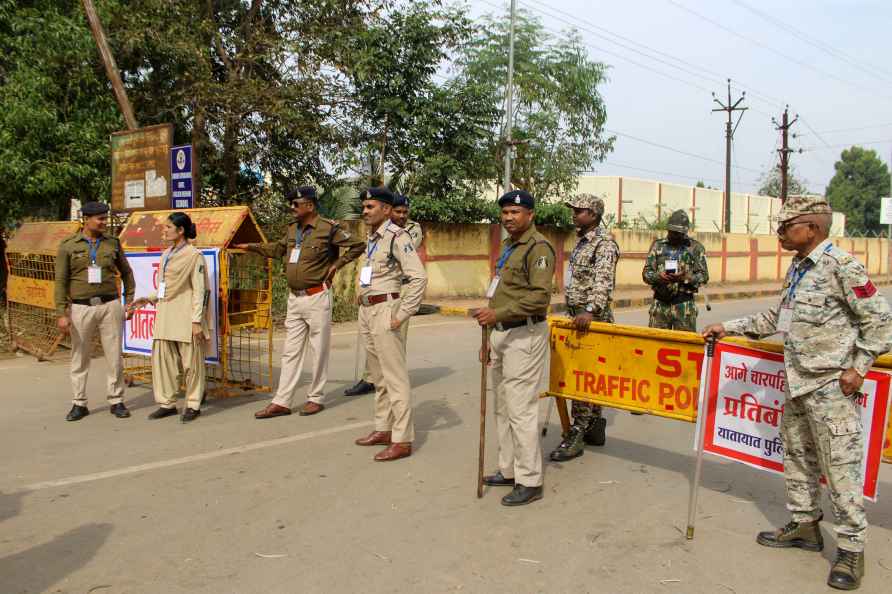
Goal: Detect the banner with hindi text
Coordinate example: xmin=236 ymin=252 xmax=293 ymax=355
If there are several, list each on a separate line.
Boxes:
xmin=699 ymin=342 xmax=890 ymax=501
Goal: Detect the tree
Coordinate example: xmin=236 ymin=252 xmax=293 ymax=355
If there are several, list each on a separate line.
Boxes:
xmin=457 ymin=10 xmax=614 ymax=199
xmin=825 ymin=146 xmax=891 ymax=236
xmin=757 ymin=165 xmax=808 ymax=198
xmin=0 ymin=0 xmax=125 ymax=226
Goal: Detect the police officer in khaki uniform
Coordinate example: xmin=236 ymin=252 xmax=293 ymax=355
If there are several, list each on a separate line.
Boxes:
xmin=353 ymin=188 xmax=427 ymax=462
xmin=130 ymin=213 xmax=210 ymax=423
xmin=474 ymin=189 xmax=555 ymax=506
xmin=235 ymin=186 xmax=364 ymax=418
xmin=704 ymin=196 xmax=892 ymax=591
xmin=55 ymin=201 xmax=135 ymax=421
xmin=345 ymin=193 xmax=424 ymax=397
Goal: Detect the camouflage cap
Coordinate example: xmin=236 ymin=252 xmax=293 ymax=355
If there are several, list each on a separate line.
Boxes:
xmin=564 ymin=194 xmax=605 ymax=217
xmin=775 ymin=194 xmax=833 ymax=223
xmin=666 ymin=209 xmax=690 ymax=233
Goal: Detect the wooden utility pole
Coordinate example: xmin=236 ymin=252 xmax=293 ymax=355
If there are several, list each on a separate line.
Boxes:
xmin=712 ymin=80 xmax=747 ymax=232
xmin=773 ymin=106 xmax=799 ymax=203
xmin=82 ymin=0 xmax=138 ymax=130
xmin=502 ymin=0 xmax=517 ymax=194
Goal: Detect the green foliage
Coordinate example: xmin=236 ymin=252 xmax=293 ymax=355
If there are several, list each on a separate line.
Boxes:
xmin=533 ymin=202 xmax=573 ymax=229
xmin=757 ymin=165 xmax=809 ymax=197
xmin=457 ymin=11 xmax=614 ymax=199
xmin=0 ymin=0 xmax=124 ymax=227
xmin=825 ymin=146 xmax=891 ymax=236
xmin=408 ymin=193 xmax=499 ymax=224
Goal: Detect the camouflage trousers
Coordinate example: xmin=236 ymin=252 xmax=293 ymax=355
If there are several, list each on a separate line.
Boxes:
xmin=567 ymin=304 xmax=613 ymax=427
xmin=782 ymin=381 xmax=866 ymax=552
xmin=648 ymin=299 xmax=697 ymax=331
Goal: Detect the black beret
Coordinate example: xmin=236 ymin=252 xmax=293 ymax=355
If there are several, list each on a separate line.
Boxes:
xmin=359 ymin=187 xmax=395 ymax=205
xmin=498 ymin=189 xmax=534 ymax=209
xmin=392 ymin=194 xmax=409 ymax=208
xmin=81 ymin=201 xmax=110 ymax=216
xmin=285 ymin=185 xmax=317 ymax=202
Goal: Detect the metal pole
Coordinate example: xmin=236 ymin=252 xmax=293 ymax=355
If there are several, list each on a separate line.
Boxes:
xmin=724 ymin=117 xmax=732 ymax=233
xmin=81 ymin=0 xmax=138 ymax=130
xmin=502 ymin=0 xmax=517 ymax=194
xmin=686 ymin=337 xmax=716 ymax=540
xmin=780 ymin=108 xmax=789 ymax=203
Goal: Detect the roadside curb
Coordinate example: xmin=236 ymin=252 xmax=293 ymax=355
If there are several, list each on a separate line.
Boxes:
xmin=425 ymin=281 xmax=892 ymax=317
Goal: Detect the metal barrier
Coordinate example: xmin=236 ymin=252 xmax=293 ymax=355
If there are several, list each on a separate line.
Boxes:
xmin=118 ymin=207 xmax=273 ymax=399
xmin=5 ymin=222 xmax=81 ymax=360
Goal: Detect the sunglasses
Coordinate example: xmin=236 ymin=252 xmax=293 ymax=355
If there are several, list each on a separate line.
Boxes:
xmin=776 ymin=220 xmax=812 ymax=234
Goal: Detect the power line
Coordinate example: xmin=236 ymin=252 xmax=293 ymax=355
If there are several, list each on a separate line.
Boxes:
xmin=802 ymin=122 xmax=892 ymax=136
xmin=605 ymin=128 xmax=761 ymax=174
xmin=803 ymin=139 xmax=892 ymax=151
xmin=728 ymin=0 xmax=892 ymax=84
xmin=665 ymin=0 xmax=892 ymax=104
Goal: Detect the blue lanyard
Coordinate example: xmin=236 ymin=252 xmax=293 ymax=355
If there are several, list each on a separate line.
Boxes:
xmin=784 ymin=244 xmax=832 ymax=304
xmin=87 ymin=238 xmax=102 ymax=264
xmin=366 ymin=222 xmax=390 ymax=261
xmin=495 ymin=244 xmax=518 ymax=274
xmin=295 ymin=224 xmax=311 ymax=248
xmin=162 ymin=243 xmax=187 ymax=280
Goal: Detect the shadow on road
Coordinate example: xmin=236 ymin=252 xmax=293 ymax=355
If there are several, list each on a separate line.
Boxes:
xmin=414 ymin=398 xmax=463 ymax=450
xmin=0 ymin=489 xmax=23 ymax=524
xmin=0 ymin=522 xmax=113 ymax=593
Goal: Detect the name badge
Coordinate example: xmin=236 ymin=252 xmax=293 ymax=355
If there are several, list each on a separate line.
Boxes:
xmin=157 ymin=282 xmax=166 ymax=300
xmin=359 ymin=266 xmax=373 ymax=287
xmin=87 ymin=265 xmax=102 ymax=284
xmin=289 ymin=248 xmax=300 ymax=264
xmin=665 ymin=259 xmax=679 ymax=273
xmin=486 ymin=276 xmax=501 ymax=299
xmin=777 ymin=306 xmax=793 ymax=333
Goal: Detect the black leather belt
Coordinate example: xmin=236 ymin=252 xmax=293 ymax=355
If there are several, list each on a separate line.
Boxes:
xmin=72 ymin=295 xmax=118 ymax=306
xmin=493 ymin=315 xmax=547 ymax=332
xmin=655 ymin=294 xmax=694 ymax=306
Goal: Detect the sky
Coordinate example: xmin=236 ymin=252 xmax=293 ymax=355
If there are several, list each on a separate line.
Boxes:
xmin=463 ymin=0 xmax=892 ymax=195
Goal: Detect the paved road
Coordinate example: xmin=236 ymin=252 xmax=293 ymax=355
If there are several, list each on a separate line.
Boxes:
xmin=0 ymin=296 xmax=889 ymax=593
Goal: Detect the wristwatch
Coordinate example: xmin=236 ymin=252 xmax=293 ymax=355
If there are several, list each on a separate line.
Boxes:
xmin=585 ymin=304 xmax=594 ymax=313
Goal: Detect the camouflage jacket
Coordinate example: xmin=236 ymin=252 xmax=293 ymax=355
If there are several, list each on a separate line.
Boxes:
xmin=642 ymin=237 xmax=708 ymax=302
xmin=564 ymin=225 xmax=618 ymax=318
xmin=724 ymin=240 xmax=892 ymax=398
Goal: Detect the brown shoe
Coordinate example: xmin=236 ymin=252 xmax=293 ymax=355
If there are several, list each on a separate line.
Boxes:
xmin=299 ymin=402 xmax=324 ymax=416
xmin=254 ymin=403 xmax=292 ymax=419
xmin=355 ymin=431 xmax=392 ymax=446
xmin=374 ymin=442 xmax=412 ymax=462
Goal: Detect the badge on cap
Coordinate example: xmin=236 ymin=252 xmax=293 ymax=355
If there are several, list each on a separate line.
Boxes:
xmin=515 ymin=196 xmax=521 ymax=204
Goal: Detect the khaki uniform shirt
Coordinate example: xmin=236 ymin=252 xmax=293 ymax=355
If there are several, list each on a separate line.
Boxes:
xmin=564 ymin=225 xmax=618 ymax=316
xmin=489 ymin=225 xmax=555 ymax=323
xmin=724 ymin=239 xmax=892 ymax=397
xmin=360 ymin=220 xmax=427 ymax=323
xmin=150 ymin=244 xmax=210 ymax=343
xmin=55 ymin=231 xmax=135 ymax=314
xmin=245 ymin=217 xmax=363 ymax=290
xmin=404 ymin=220 xmax=423 ymax=249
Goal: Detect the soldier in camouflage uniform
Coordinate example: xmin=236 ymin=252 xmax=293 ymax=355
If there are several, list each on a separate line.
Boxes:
xmin=549 ymin=194 xmax=619 ymax=461
xmin=642 ymin=210 xmax=708 ymax=331
xmin=704 ymin=195 xmax=892 ymax=591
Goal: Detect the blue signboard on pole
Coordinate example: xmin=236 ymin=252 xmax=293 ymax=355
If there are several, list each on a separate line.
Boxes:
xmin=170 ymin=145 xmax=194 ymax=209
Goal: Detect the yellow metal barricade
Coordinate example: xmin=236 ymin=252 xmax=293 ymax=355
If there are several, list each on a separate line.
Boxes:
xmin=118 ymin=206 xmax=273 ymax=399
xmin=546 ymin=318 xmax=892 ymax=464
xmin=5 ymin=222 xmax=81 ymax=360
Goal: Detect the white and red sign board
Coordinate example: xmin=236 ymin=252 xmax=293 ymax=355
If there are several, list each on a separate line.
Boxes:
xmin=122 ymin=250 xmax=220 ymax=364
xmin=697 ymin=342 xmax=890 ymax=501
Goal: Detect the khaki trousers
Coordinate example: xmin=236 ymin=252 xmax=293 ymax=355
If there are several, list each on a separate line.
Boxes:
xmin=151 ymin=338 xmax=206 ymax=410
xmin=359 ymin=298 xmax=414 ymax=443
xmin=69 ymin=300 xmax=125 ymax=406
xmin=273 ymin=291 xmax=332 ymax=407
xmin=490 ymin=321 xmax=548 ymax=487
xmin=359 ymin=316 xmax=410 ymax=383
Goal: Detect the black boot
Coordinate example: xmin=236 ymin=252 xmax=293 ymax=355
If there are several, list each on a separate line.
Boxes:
xmin=66 ymin=405 xmax=89 ymax=422
xmin=583 ymin=417 xmax=606 ymax=446
xmin=828 ymin=549 xmax=864 ymax=591
xmin=148 ymin=407 xmax=178 ymax=420
xmin=549 ymin=425 xmax=585 ymax=461
xmin=501 ymin=484 xmax=543 ymax=506
xmin=344 ymin=380 xmax=375 ymax=396
xmin=482 ymin=471 xmax=515 ymax=487
xmin=109 ymin=403 xmax=131 ymax=418
xmin=181 ymin=408 xmax=201 ymax=423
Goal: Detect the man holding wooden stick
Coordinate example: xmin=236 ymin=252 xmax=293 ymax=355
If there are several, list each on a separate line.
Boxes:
xmin=473 ymin=190 xmax=554 ymax=506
